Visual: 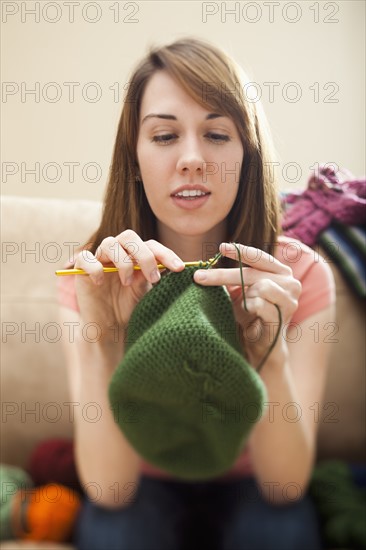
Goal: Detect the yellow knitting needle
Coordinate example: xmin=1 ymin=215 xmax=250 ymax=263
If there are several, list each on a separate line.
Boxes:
xmin=55 ymin=257 xmax=220 ymax=276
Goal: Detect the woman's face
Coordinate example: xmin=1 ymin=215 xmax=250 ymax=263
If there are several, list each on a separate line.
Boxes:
xmin=136 ymin=71 xmax=244 ymax=243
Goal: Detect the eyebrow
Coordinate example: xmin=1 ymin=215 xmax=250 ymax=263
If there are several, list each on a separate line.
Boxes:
xmin=141 ymin=113 xmax=223 ymax=125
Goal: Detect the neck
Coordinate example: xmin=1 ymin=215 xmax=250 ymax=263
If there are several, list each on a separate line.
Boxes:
xmin=157 ymin=222 xmax=227 ymax=263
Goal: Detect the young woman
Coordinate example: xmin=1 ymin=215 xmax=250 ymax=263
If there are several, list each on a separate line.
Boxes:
xmin=58 ymin=37 xmax=335 ymax=550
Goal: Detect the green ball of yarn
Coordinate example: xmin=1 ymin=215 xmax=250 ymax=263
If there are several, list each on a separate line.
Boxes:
xmin=310 ymin=460 xmax=366 ymax=549
xmin=326 ymin=509 xmax=366 ymax=549
xmin=0 ymin=465 xmax=33 ymax=541
xmin=109 ymin=266 xmax=267 ymax=481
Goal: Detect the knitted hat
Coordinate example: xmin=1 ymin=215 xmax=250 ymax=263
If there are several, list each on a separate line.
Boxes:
xmin=109 ymin=266 xmax=267 ymax=481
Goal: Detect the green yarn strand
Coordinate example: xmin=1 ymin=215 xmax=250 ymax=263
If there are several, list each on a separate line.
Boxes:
xmin=206 ymin=244 xmax=282 ymax=374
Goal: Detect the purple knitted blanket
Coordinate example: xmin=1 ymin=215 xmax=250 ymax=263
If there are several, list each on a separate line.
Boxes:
xmin=282 ymin=164 xmax=366 ymax=246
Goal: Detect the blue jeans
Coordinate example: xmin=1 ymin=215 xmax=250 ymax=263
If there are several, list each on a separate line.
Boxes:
xmin=75 ymin=475 xmax=323 ymax=550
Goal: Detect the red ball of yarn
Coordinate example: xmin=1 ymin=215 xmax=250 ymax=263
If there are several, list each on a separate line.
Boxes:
xmin=28 ymin=439 xmax=83 ymax=494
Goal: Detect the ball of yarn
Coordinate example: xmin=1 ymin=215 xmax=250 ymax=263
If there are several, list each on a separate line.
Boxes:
xmin=310 ymin=460 xmax=366 ymax=549
xmin=15 ymin=483 xmax=81 ymax=542
xmin=27 ymin=439 xmax=83 ymax=494
xmin=0 ymin=465 xmax=33 ymax=541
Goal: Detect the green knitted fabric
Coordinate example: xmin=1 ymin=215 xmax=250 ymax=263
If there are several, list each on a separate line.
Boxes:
xmin=109 ymin=266 xmax=267 ymax=480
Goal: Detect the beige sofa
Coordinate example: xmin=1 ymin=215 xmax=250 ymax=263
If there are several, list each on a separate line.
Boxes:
xmin=1 ymin=195 xmax=365 ymax=549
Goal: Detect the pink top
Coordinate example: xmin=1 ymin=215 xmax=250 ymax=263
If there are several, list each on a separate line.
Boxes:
xmin=57 ymin=236 xmax=335 ymax=481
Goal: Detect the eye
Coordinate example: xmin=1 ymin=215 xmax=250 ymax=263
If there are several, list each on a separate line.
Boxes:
xmin=151 ymin=134 xmax=177 ymax=144
xmin=206 ymin=132 xmax=231 ymax=143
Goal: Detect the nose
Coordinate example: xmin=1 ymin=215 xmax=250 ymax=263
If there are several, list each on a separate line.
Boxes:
xmin=176 ymin=137 xmax=206 ymax=178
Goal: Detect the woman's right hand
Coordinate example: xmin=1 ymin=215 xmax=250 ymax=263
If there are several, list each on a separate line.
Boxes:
xmin=73 ymin=230 xmax=185 ymax=355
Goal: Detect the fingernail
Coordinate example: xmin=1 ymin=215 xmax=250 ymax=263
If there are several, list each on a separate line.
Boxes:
xmin=150 ymin=269 xmax=161 ymax=283
xmin=195 ymin=271 xmax=206 ymax=281
xmin=173 ymin=258 xmax=185 ymax=268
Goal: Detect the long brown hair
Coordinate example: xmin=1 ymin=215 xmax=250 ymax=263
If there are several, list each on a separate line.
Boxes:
xmin=88 ymin=37 xmax=280 ymax=257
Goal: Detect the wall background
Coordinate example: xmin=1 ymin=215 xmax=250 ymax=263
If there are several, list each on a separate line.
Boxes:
xmin=2 ymin=0 xmax=365 ymax=201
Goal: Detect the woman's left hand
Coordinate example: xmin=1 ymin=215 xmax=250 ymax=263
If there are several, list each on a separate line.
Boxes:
xmin=193 ymin=242 xmax=302 ymax=368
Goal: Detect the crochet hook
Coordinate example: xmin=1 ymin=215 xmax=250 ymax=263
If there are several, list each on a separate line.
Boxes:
xmin=55 ymin=257 xmax=220 ymax=276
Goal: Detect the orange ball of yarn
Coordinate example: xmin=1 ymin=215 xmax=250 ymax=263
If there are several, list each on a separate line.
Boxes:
xmin=13 ymin=483 xmax=81 ymax=542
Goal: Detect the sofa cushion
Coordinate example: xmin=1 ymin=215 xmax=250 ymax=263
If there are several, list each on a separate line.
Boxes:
xmin=314 ymin=244 xmax=366 ymax=462
xmin=1 ymin=196 xmax=101 ymax=468
xmin=1 ymin=195 xmax=365 ymax=472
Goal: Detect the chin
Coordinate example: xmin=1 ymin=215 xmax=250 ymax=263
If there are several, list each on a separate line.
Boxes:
xmin=174 ymin=223 xmax=223 ymax=240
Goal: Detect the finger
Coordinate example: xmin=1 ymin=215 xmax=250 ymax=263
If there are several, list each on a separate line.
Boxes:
xmin=95 ymin=236 xmax=135 ymax=285
xmin=144 ymin=239 xmax=185 ymax=272
xmin=219 ymin=242 xmax=292 ymax=275
xmin=242 ymin=296 xmax=281 ymax=326
xmin=74 ymin=250 xmax=104 ymax=286
xmin=194 ymin=267 xmax=247 ymax=286
xmin=245 ymin=279 xmax=298 ymax=321
xmin=115 ymin=231 xmax=185 ymax=284
xmin=228 ymin=280 xmax=284 ymax=326
xmin=225 ymin=285 xmax=247 ymax=306
xmin=194 ymin=267 xmax=287 ymax=287
xmin=95 ymin=230 xmax=155 ymax=284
